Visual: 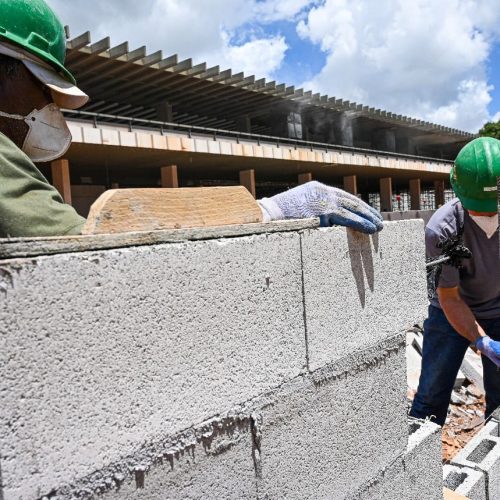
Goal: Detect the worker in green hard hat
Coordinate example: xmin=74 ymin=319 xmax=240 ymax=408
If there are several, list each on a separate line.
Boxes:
xmin=410 ymin=137 xmax=500 ymax=426
xmin=0 ymin=0 xmax=88 ymax=237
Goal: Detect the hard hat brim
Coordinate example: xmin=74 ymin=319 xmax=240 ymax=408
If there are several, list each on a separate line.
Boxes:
xmin=0 ymin=41 xmax=88 ymax=110
xmin=23 ymin=59 xmax=89 ymax=110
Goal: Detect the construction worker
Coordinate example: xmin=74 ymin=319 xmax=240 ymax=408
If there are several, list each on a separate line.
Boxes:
xmin=410 ymin=137 xmax=500 ymax=426
xmin=0 ymin=0 xmax=384 ymax=238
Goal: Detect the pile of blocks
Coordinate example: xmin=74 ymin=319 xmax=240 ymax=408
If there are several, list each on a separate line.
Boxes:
xmin=444 ymin=418 xmax=500 ymax=499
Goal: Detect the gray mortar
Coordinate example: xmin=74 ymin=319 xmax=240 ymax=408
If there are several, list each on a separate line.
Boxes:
xmin=0 ymin=232 xmax=306 ymax=499
xmin=301 ymin=220 xmax=427 ymax=371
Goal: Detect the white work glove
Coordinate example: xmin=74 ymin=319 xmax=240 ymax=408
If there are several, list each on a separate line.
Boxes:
xmin=258 ymin=181 xmax=384 ymax=234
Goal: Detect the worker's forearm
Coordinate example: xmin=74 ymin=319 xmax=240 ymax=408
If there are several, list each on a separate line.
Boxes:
xmin=440 ymin=296 xmax=486 ymax=343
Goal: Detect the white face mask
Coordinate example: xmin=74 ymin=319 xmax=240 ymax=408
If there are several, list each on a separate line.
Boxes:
xmin=0 ymin=103 xmax=71 ymax=162
xmin=469 ymin=214 xmax=499 ymax=238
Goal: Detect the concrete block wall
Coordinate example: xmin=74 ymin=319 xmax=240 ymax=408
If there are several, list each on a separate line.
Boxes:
xmin=0 ymin=220 xmax=429 ymax=499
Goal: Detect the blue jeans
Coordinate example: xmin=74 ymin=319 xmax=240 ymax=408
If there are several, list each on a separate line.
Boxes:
xmin=410 ymin=306 xmax=500 ymax=426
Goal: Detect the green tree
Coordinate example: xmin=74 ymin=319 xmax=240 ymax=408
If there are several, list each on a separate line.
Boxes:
xmin=479 ymin=120 xmax=500 ymax=139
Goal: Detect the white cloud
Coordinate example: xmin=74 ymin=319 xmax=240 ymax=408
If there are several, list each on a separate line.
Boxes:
xmin=45 ymin=0 xmax=310 ymax=78
xmin=297 ymin=0 xmax=500 ymax=132
xmin=221 ymin=34 xmax=288 ymax=78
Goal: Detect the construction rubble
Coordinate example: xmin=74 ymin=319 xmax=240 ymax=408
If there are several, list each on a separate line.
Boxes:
xmin=408 ymin=325 xmax=500 ymax=499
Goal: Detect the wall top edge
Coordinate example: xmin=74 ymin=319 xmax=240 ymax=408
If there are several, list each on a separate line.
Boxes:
xmin=0 ymin=219 xmax=319 ymax=261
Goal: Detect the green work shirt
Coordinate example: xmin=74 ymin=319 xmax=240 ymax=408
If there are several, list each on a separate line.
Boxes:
xmin=0 ymin=132 xmax=85 ymax=238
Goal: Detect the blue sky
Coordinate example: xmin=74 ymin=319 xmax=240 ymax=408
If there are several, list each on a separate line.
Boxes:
xmin=47 ymin=0 xmax=500 ymax=133
xmin=487 ymin=42 xmax=500 ymax=118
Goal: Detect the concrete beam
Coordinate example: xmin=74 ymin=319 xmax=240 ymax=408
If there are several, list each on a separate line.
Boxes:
xmin=161 ymin=165 xmax=179 ymax=188
xmin=51 ymin=158 xmax=72 ymax=204
xmin=239 ymin=169 xmax=256 ymax=198
xmin=409 ymin=179 xmax=422 ymax=210
xmin=343 ymin=175 xmax=357 ymax=195
xmin=380 ymin=177 xmax=393 ymax=212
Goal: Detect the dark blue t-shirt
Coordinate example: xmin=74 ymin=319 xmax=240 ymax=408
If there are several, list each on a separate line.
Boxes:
xmin=427 ymin=198 xmax=500 ymax=319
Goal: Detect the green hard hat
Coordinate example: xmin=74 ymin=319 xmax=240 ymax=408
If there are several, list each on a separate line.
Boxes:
xmin=451 ymin=137 xmax=500 ymax=213
xmin=0 ymin=0 xmax=75 ymax=85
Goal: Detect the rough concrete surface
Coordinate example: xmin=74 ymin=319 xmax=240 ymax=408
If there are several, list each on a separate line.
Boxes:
xmin=453 ymin=420 xmax=500 ymax=500
xmin=256 ymin=334 xmax=407 ymax=499
xmin=302 ymin=220 xmax=427 ymax=370
xmin=355 ymin=419 xmax=442 ymax=500
xmin=0 ymin=221 xmax=430 ymax=499
xmin=405 ymin=419 xmax=443 ymax=499
xmin=0 ymin=232 xmax=305 ymax=499
xmin=443 ymin=464 xmax=487 ymax=500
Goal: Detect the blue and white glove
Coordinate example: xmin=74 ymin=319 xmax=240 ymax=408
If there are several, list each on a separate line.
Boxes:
xmin=475 ymin=336 xmax=500 ymax=367
xmin=258 ymin=181 xmax=384 ymax=234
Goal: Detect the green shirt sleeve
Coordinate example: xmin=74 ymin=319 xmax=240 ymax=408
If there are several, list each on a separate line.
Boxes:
xmin=0 ymin=132 xmax=85 ymax=238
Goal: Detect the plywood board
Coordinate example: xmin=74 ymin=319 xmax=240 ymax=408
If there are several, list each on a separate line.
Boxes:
xmin=82 ymin=187 xmax=263 ymax=235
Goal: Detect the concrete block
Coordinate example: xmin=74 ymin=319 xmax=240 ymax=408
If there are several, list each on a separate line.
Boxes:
xmin=302 ymin=220 xmax=427 ymax=371
xmin=405 ymin=419 xmax=443 ymax=499
xmin=443 ymin=464 xmax=487 ymax=500
xmin=453 ymin=420 xmax=500 ymax=499
xmin=461 ymin=349 xmax=484 ymax=392
xmin=256 ymin=334 xmax=408 ymax=499
xmin=0 ymin=232 xmax=306 ymax=499
xmin=356 ymin=419 xmax=442 ymax=500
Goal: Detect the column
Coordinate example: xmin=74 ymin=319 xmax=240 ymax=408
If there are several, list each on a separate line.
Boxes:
xmin=373 ymin=129 xmax=396 ymax=152
xmin=434 ymin=179 xmax=445 ymax=208
xmin=343 ymin=175 xmax=357 ymax=195
xmin=379 ymin=177 xmax=393 ymax=212
xmin=236 ymin=115 xmax=251 ymax=133
xmin=298 ymin=173 xmax=313 ymax=185
xmin=51 ymin=158 xmax=72 ymax=204
xmin=157 ymin=101 xmax=173 ymax=123
xmin=409 ymin=179 xmax=421 ymax=210
xmin=161 ymin=165 xmax=179 ymax=188
xmin=240 ymin=169 xmax=256 ymax=198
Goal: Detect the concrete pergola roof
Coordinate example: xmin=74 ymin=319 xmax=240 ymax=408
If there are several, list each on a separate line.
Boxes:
xmin=65 ymin=30 xmax=473 ymax=140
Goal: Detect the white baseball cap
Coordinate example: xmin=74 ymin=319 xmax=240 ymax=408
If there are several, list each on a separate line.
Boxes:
xmin=0 ymin=41 xmax=89 ymax=110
